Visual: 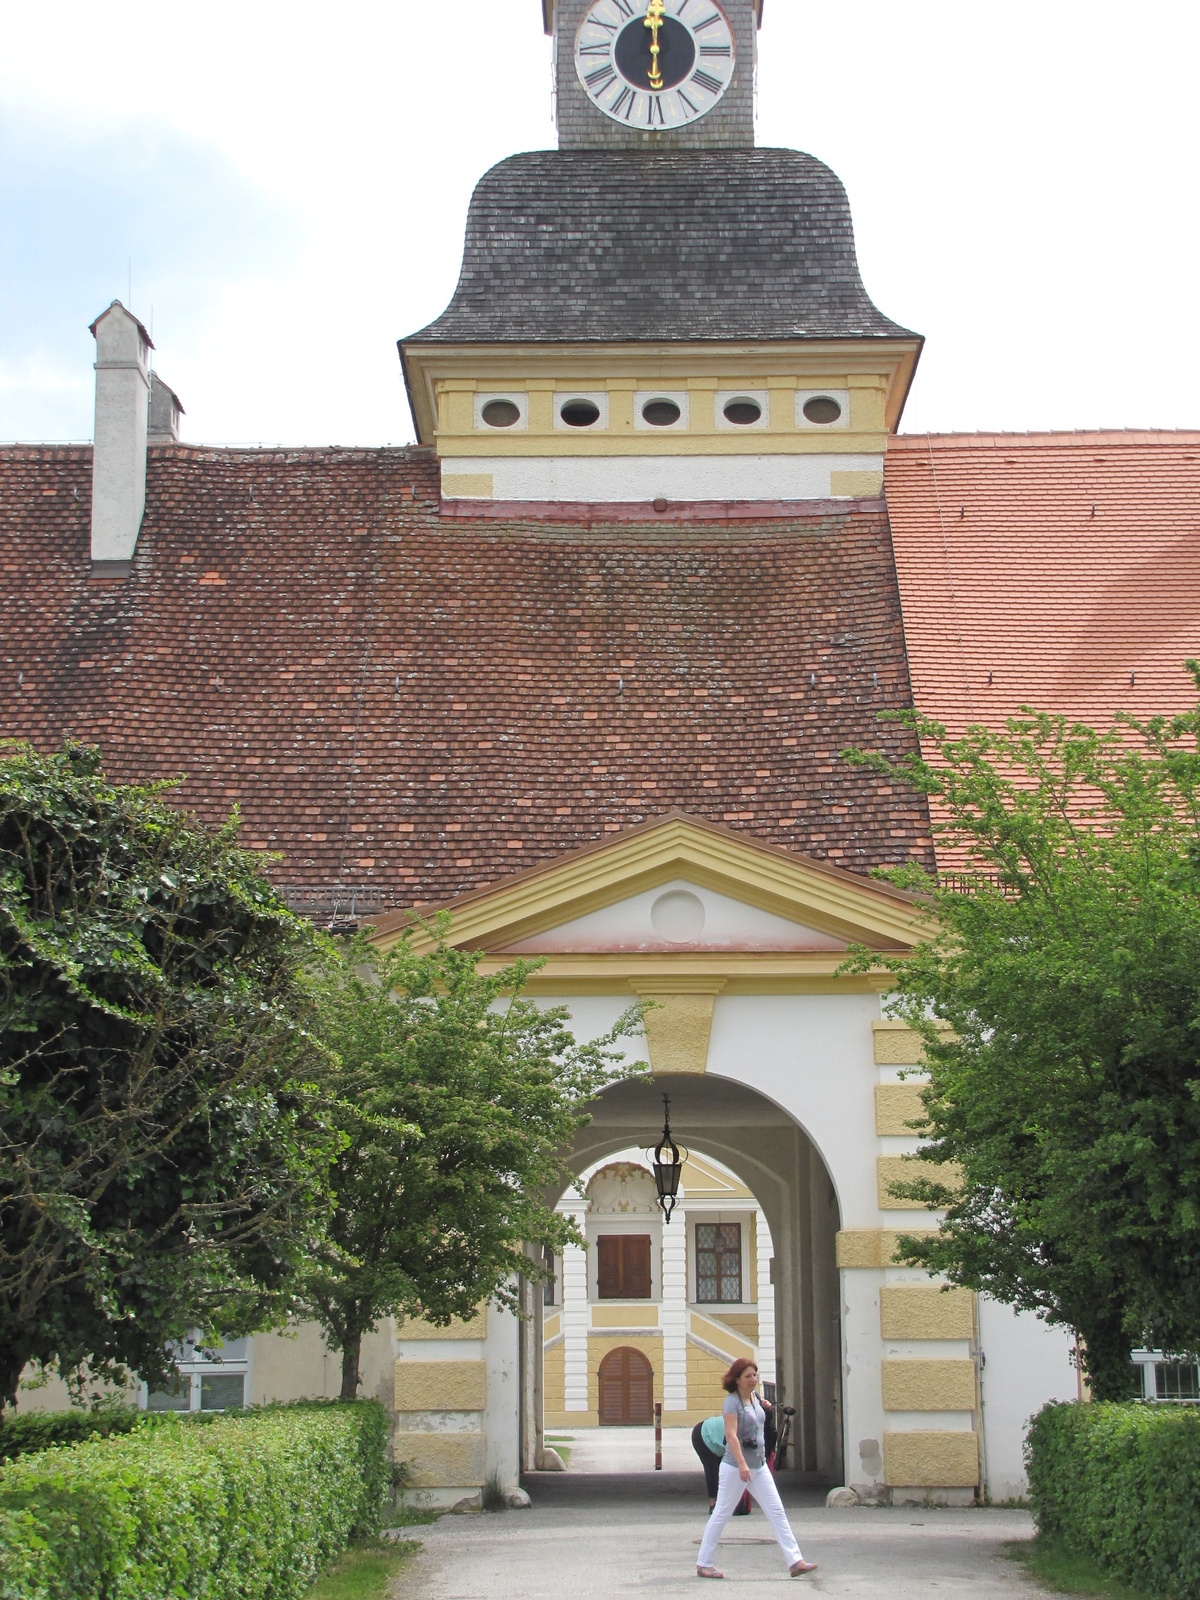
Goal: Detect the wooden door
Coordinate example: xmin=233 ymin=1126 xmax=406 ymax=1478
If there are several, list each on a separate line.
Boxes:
xmin=597 ymin=1346 xmax=655 ymax=1425
xmin=596 ymin=1234 xmax=652 ymax=1299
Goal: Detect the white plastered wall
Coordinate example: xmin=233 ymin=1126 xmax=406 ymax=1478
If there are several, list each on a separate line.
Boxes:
xmin=441 ymin=454 xmax=884 ymax=503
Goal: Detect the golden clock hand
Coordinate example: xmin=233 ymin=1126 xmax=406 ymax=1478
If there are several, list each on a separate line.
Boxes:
xmin=645 ymin=0 xmax=666 ymax=89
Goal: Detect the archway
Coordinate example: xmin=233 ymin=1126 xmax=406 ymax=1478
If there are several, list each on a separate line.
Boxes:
xmin=521 ymin=1072 xmax=843 ymax=1486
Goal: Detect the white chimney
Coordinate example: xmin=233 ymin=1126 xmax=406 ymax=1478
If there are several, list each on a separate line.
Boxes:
xmin=89 ymin=300 xmax=153 ymax=572
xmin=148 ymin=373 xmax=184 ymax=443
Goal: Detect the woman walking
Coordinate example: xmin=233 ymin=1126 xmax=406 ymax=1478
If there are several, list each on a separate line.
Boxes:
xmin=696 ymin=1358 xmax=817 ymax=1580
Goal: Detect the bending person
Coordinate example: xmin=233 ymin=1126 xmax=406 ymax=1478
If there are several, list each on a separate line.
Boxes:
xmin=695 ymin=1358 xmax=818 ymax=1580
xmin=691 ymin=1416 xmax=724 ymax=1512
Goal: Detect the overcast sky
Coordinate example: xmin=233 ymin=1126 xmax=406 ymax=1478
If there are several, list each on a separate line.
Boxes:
xmin=1 ymin=0 xmax=1196 ymax=445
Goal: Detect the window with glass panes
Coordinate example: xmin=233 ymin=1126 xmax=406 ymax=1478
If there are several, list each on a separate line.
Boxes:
xmin=695 ymin=1222 xmax=742 ymax=1303
xmin=1156 ymin=1360 xmax=1200 ymax=1401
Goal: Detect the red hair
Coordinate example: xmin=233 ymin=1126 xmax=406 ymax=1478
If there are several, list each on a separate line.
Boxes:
xmin=722 ymin=1357 xmax=758 ymax=1394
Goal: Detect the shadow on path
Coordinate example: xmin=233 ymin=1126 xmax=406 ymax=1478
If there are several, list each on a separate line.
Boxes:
xmin=521 ymin=1468 xmax=828 ymax=1510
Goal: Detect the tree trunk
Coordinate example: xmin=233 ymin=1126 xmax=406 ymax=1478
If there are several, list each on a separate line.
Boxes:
xmin=0 ymin=1345 xmax=28 ymax=1418
xmin=1079 ymin=1310 xmax=1136 ymax=1401
xmin=340 ymin=1334 xmax=362 ymax=1401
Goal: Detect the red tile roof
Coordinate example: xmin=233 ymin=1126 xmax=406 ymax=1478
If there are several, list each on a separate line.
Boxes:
xmin=0 ymin=444 xmax=933 ymax=911
xmin=885 ymin=430 xmax=1200 ymax=866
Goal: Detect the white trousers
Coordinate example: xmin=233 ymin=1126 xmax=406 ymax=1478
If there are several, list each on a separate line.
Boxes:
xmin=696 ymin=1460 xmax=803 ymax=1570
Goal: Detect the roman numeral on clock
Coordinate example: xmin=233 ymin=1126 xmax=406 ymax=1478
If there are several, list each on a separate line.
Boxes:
xmin=647 ymin=95 xmax=666 ymax=125
xmin=579 ymin=43 xmax=612 ymax=57
xmin=694 ymin=12 xmax=723 ymax=30
xmin=612 ymin=86 xmax=635 ymax=118
xmin=700 ymin=43 xmax=732 ymax=56
xmin=692 ymin=68 xmax=723 ymax=93
xmin=678 ymin=90 xmax=700 ymax=115
xmin=611 ymin=0 xmax=635 ymax=16
xmin=586 ymin=66 xmax=618 ymax=92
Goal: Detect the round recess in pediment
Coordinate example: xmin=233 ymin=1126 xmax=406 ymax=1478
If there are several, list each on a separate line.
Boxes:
xmin=650 ymin=889 xmax=706 ymax=943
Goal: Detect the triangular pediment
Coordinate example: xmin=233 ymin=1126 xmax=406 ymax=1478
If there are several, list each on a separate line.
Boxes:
xmin=370 ymin=813 xmax=930 ymax=956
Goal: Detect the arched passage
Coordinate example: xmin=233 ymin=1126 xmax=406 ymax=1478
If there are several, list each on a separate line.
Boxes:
xmin=522 ymin=1072 xmax=844 ymax=1485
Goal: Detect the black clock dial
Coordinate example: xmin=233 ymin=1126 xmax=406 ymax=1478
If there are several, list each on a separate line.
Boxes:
xmin=614 ymin=17 xmax=696 ymax=93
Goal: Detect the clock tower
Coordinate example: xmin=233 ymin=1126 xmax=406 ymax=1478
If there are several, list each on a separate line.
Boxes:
xmin=399 ymin=2 xmax=921 ymax=508
xmin=550 ymin=0 xmax=759 ymax=151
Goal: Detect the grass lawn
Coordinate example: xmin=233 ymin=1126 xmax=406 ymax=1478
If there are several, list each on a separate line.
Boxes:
xmin=306 ymin=1538 xmax=421 ymax=1600
xmin=1007 ymin=1537 xmax=1165 ymax=1599
xmin=545 ymin=1433 xmax=573 ymax=1466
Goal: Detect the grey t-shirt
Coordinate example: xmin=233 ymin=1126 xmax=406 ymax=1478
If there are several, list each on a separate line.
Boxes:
xmin=723 ymin=1391 xmax=766 ymax=1469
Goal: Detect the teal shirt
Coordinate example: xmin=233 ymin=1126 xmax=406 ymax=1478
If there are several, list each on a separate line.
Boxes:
xmin=700 ymin=1415 xmax=726 ymax=1455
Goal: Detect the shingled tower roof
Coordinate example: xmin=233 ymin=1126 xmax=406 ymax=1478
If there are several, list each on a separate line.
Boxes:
xmin=404 ymin=149 xmax=915 ymax=348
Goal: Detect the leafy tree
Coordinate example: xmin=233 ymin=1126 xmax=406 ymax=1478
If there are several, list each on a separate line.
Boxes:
xmin=301 ymin=931 xmax=644 ymax=1399
xmin=842 ymin=669 xmax=1200 ymax=1399
xmin=0 ymin=741 xmax=336 ymax=1414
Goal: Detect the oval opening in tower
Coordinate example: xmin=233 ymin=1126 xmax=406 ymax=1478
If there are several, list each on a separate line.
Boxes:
xmin=723 ymin=397 xmax=762 ymax=426
xmin=560 ymin=398 xmax=601 ymax=428
xmin=803 ymin=395 xmax=842 ymax=425
xmin=642 ymin=399 xmax=682 ymax=427
xmin=481 ymin=399 xmax=521 ymax=428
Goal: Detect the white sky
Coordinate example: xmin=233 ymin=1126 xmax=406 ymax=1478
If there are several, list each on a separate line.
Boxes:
xmin=1 ymin=0 xmax=1196 ymax=445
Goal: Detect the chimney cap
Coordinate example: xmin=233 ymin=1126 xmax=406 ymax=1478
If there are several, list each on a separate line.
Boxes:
xmin=151 ymin=373 xmax=186 ymax=416
xmin=88 ymin=298 xmax=155 ymax=350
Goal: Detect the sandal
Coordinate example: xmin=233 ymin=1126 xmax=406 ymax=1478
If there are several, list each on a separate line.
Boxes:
xmin=789 ymin=1562 xmax=819 ymax=1577
xmin=697 ymin=1568 xmax=724 ymax=1579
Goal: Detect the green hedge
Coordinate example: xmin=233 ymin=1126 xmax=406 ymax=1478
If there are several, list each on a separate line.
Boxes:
xmin=0 ymin=1406 xmax=143 ymax=1462
xmin=0 ymin=1400 xmax=388 ymax=1600
xmin=1027 ymin=1400 xmax=1200 ymax=1598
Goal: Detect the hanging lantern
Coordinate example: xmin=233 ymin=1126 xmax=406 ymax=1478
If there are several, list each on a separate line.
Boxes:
xmin=650 ymin=1094 xmax=687 ymax=1223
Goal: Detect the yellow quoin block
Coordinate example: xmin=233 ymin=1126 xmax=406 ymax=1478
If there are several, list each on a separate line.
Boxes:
xmin=441 ymin=473 xmax=494 ymax=499
xmin=398 ymin=1307 xmax=488 ymax=1341
xmin=875 ymin=1082 xmax=930 ymax=1136
xmin=883 ymin=1429 xmax=979 ymax=1488
xmin=394 ymin=1360 xmax=487 ymax=1413
xmin=836 ymin=1229 xmax=936 ymax=1269
xmin=872 ymin=1019 xmax=956 ymax=1065
xmin=881 ymin=1360 xmax=978 ymax=1413
xmin=878 ymin=1156 xmax=962 ymax=1210
xmin=392 ymin=1430 xmax=487 ymax=1489
xmin=880 ymin=1286 xmax=975 ymax=1341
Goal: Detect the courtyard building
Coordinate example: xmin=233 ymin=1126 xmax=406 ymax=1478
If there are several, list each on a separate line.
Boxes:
xmin=3 ymin=0 xmax=1198 ymax=1509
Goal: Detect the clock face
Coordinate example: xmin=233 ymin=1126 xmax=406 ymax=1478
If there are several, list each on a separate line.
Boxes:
xmin=575 ymin=0 xmax=736 ymax=132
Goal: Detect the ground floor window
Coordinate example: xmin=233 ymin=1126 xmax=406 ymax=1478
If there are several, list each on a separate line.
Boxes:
xmin=144 ymin=1335 xmax=248 ymax=1412
xmin=1131 ymin=1350 xmax=1200 ymax=1402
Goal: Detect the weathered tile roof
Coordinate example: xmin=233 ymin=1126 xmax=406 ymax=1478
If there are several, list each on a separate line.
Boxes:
xmin=885 ymin=429 xmax=1200 ymax=867
xmin=403 ymin=149 xmax=915 ymax=346
xmin=0 ymin=444 xmax=933 ymax=911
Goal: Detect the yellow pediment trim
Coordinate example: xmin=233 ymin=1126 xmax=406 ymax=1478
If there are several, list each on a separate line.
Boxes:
xmin=368 ymin=813 xmax=932 ymax=958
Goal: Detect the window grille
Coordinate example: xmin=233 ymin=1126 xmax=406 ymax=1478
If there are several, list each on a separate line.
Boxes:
xmin=695 ymin=1222 xmax=742 ymax=1304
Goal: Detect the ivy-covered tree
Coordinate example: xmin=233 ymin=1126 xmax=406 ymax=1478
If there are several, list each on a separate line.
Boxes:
xmin=0 ymin=742 xmax=335 ymax=1413
xmin=843 ymin=667 xmax=1200 ymax=1399
xmin=302 ymin=932 xmax=644 ymax=1399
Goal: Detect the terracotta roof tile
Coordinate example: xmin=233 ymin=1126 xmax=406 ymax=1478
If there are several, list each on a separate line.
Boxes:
xmin=1 ymin=444 xmax=933 ymax=911
xmin=885 ymin=429 xmax=1200 ymax=867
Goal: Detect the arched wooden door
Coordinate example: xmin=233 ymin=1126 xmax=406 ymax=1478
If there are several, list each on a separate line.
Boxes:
xmin=597 ymin=1346 xmax=655 ymax=1425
